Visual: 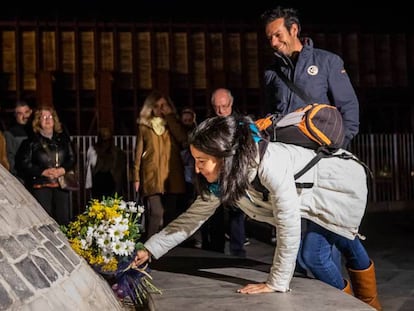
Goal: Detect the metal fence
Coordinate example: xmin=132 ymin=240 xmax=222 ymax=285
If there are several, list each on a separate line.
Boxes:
xmin=69 ymin=134 xmax=414 ymax=216
xmin=70 ymin=135 xmax=137 ymax=216
xmin=349 ymin=134 xmax=414 ymax=205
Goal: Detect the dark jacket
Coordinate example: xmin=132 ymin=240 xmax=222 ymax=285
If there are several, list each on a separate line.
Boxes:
xmin=264 ymin=38 xmax=359 ymax=147
xmin=16 ymin=132 xmax=76 ymax=188
xmin=4 ymin=123 xmax=32 ymax=176
xmin=90 ymin=142 xmax=127 ymax=198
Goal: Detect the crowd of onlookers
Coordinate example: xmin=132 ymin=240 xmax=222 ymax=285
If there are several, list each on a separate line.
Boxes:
xmin=0 ymin=88 xmax=250 ymax=258
xmin=1 ymin=102 xmax=77 ymax=226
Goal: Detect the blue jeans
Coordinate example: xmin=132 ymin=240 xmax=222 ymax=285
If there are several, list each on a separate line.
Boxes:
xmin=297 ymin=220 xmax=371 ymax=289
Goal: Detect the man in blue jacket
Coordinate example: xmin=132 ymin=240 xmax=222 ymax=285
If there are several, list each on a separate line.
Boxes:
xmin=261 ymin=5 xmax=360 ymax=278
xmin=261 ymin=6 xmax=359 ymax=149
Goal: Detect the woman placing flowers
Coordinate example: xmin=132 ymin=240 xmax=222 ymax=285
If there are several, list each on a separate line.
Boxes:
xmin=133 ymin=115 xmax=381 ymax=310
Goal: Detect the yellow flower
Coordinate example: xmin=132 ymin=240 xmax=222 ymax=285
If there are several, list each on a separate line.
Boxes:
xmin=102 ymin=258 xmax=118 ymax=272
xmin=61 ymin=195 xmax=144 ymax=273
xmin=60 ymin=194 xmax=161 ymax=308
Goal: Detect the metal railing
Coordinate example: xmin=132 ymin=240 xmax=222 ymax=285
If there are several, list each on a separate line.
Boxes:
xmin=69 ymin=134 xmax=414 ymax=216
xmin=70 ymin=135 xmax=137 ymax=216
xmin=349 ymin=133 xmax=414 ymax=205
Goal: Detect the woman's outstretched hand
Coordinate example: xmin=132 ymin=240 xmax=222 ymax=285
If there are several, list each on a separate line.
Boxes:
xmin=237 ymin=283 xmax=275 ymax=294
xmin=133 ymin=249 xmax=150 ymax=267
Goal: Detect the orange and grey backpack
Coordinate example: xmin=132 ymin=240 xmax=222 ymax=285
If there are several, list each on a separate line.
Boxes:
xmin=252 ymin=108 xmax=369 ymax=200
xmin=254 ymin=103 xmax=347 ymax=197
xmin=255 ymin=103 xmax=345 ymax=151
xmin=260 ymin=60 xmax=345 ymax=150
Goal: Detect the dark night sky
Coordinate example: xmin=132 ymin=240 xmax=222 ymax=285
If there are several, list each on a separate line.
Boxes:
xmin=2 ymin=1 xmax=411 ymax=32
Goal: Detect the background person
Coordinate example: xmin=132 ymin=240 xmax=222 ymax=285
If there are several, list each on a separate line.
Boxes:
xmin=4 ymin=100 xmax=33 ymax=182
xmin=85 ymin=127 xmax=127 ymax=200
xmin=133 ymin=115 xmax=381 ymax=310
xmin=179 ymin=107 xmax=197 ymax=213
xmin=261 ymin=6 xmax=359 ymax=149
xmin=133 ymin=90 xmax=188 ymax=240
xmin=16 ymin=106 xmax=76 ymax=225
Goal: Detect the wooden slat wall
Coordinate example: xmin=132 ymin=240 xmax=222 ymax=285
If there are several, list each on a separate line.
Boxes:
xmin=0 ymin=21 xmax=412 ymax=135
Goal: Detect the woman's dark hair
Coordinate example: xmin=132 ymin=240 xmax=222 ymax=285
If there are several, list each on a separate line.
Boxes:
xmin=261 ymin=6 xmax=301 ymax=36
xmin=189 ymin=115 xmax=259 ymax=206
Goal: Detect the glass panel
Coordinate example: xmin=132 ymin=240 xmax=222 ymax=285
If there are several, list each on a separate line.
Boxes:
xmin=137 ymin=31 xmax=152 ymax=89
xmin=100 ymin=32 xmax=114 ymax=71
xmin=80 ymin=31 xmax=95 ymax=90
xmin=22 ymin=31 xmax=36 ymax=90
xmin=192 ymin=32 xmax=206 ymax=89
xmin=155 ymin=32 xmax=169 ymax=70
xmin=1 ymin=30 xmax=16 ymax=91
xmin=42 ymin=31 xmax=56 ymax=71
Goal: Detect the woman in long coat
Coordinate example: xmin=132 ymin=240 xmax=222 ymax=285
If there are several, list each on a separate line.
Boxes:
xmin=134 ymin=90 xmax=188 ymax=239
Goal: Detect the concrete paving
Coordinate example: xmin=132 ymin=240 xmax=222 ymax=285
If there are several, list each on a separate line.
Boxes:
xmin=148 ymin=245 xmax=373 ymax=310
xmin=146 ymin=209 xmax=414 ymax=311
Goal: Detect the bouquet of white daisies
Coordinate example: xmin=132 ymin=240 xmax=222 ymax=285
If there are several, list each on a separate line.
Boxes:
xmin=61 ymin=195 xmax=160 ymax=309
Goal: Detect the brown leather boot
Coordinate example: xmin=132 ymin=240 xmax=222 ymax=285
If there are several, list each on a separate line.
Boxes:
xmin=348 ymin=260 xmax=382 ymax=310
xmin=342 ymin=279 xmax=353 ymax=295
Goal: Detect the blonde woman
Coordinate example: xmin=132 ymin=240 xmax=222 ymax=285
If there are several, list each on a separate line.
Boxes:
xmin=134 ymin=90 xmax=188 ymax=239
xmin=16 ymin=106 xmax=76 ymax=225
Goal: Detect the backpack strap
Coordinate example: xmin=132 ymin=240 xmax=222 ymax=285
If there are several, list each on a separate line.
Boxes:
xmin=272 ymin=64 xmax=314 ymax=105
xmin=335 ymin=151 xmax=374 ymax=180
xmin=293 ymin=147 xmax=333 ymax=180
xmin=294 ymin=146 xmax=339 ymax=184
xmin=252 ymin=140 xmax=324 ymax=197
xmin=258 ymin=139 xmax=269 ymax=160
xmin=251 ymin=141 xmax=372 ymax=196
xmin=294 ymin=147 xmax=373 ymax=188
xmin=251 ymin=139 xmax=270 ymax=201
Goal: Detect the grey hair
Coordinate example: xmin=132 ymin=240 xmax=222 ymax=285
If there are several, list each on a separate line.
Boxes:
xmin=211 ymin=88 xmax=234 ymax=105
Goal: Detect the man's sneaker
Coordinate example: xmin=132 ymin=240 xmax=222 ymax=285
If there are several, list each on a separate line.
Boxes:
xmin=244 ymin=238 xmax=250 ymax=246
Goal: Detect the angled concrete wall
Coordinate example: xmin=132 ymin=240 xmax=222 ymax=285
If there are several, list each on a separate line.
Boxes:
xmin=0 ymin=165 xmax=124 ymax=311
